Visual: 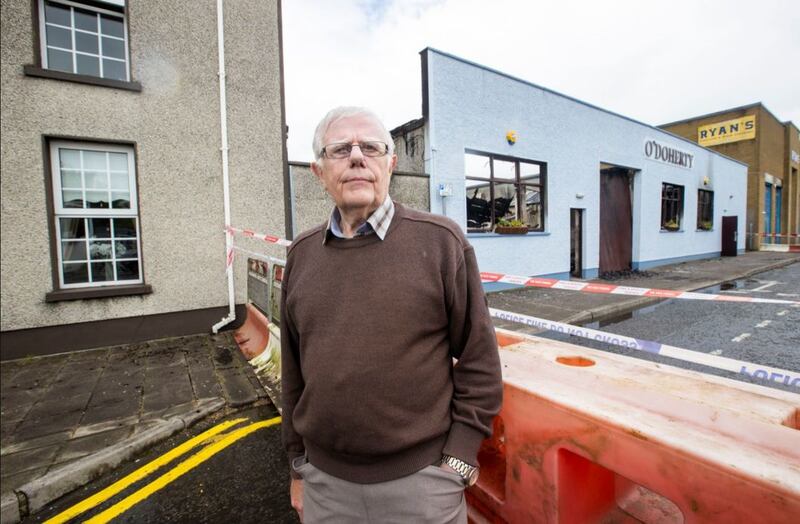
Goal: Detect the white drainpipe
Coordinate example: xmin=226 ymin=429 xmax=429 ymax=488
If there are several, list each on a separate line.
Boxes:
xmin=212 ymin=0 xmax=236 ymax=333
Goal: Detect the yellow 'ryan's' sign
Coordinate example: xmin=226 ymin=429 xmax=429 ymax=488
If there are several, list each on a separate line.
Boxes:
xmin=698 ymin=115 xmax=756 ymax=146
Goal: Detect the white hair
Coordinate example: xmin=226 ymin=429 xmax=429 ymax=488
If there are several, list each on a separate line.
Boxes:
xmin=311 ymin=106 xmax=395 ymax=165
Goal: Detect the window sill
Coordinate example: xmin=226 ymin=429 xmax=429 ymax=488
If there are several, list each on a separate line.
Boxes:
xmin=24 ymin=65 xmax=142 ymax=92
xmin=46 ymin=284 xmax=152 ymax=303
xmin=696 ymin=229 xmax=714 ymax=232
xmin=660 ymin=229 xmax=684 ymax=233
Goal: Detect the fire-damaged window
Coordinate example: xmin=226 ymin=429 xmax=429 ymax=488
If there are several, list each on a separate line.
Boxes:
xmin=697 ymin=189 xmax=714 ymax=230
xmin=661 ymin=183 xmax=684 ymax=231
xmin=465 ymin=151 xmax=546 ymax=232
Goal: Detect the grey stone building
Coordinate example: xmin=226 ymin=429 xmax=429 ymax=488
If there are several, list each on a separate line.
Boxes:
xmin=0 ymin=0 xmax=289 ymax=359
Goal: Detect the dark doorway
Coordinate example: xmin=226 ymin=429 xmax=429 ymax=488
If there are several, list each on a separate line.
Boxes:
xmin=599 ymin=166 xmax=633 ymax=274
xmin=570 ymin=209 xmax=583 ymax=278
xmin=721 ymin=216 xmax=738 ymax=256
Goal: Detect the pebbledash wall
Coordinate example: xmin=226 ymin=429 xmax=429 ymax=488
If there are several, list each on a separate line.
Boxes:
xmin=414 ymin=48 xmax=747 ymax=280
xmin=0 ymin=0 xmax=288 ymax=358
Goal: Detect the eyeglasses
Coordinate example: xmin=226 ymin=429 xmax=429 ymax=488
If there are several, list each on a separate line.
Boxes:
xmin=321 ymin=141 xmax=389 ymax=159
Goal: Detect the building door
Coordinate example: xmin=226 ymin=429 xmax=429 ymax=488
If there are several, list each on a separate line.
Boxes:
xmin=764 ymin=182 xmax=772 ymax=237
xmin=775 ymin=186 xmax=782 ymax=243
xmin=722 ymin=216 xmax=738 ymax=256
xmin=570 ymin=209 xmax=583 ymax=278
xmin=599 ymin=167 xmax=632 ymax=274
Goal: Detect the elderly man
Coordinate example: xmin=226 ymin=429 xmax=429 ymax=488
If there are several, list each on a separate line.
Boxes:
xmin=281 ymin=106 xmax=502 ymax=523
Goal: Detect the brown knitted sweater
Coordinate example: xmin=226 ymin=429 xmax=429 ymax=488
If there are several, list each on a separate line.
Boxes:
xmin=280 ymin=203 xmax=502 ymax=484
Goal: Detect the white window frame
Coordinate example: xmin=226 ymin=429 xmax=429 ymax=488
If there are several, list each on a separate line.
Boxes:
xmin=38 ymin=0 xmax=131 ymax=82
xmin=50 ymin=140 xmax=143 ymax=289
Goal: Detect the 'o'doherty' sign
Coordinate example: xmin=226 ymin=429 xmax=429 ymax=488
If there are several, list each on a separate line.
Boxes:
xmin=644 ymin=139 xmax=694 ymax=169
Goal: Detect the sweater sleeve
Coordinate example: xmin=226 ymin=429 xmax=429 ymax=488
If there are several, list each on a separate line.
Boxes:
xmin=280 ymin=255 xmax=305 ymax=479
xmin=442 ymin=245 xmax=503 ymax=466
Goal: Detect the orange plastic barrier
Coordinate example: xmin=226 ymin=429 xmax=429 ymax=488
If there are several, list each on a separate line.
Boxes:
xmin=467 ymin=329 xmax=800 ymax=523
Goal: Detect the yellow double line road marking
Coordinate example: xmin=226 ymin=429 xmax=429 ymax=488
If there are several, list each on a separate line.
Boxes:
xmin=46 ymin=416 xmax=281 ymax=524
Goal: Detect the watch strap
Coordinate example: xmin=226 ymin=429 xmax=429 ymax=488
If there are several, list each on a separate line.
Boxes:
xmin=441 ymin=454 xmax=477 ymax=480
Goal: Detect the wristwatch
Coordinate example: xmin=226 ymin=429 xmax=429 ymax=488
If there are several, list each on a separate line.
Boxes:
xmin=441 ymin=455 xmax=480 ymax=486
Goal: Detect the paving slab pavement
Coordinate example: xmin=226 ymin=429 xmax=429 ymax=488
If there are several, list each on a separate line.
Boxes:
xmin=0 ymin=332 xmax=267 ymax=523
xmin=0 ymin=250 xmax=797 ymax=523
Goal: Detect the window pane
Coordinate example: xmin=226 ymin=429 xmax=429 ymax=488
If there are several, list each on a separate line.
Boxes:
xmin=493 ymin=159 xmax=516 ymax=181
xmin=100 ymin=15 xmax=125 ymax=38
xmin=89 ymin=241 xmax=112 ymax=260
xmin=47 ymin=48 xmax=73 ymax=72
xmin=101 ymin=37 xmax=124 ymax=59
xmin=114 ymin=218 xmax=136 ymax=237
xmin=520 ymin=162 xmax=540 ymax=183
xmin=75 ymin=54 xmax=100 ymax=77
xmin=61 ymin=169 xmax=81 ymax=188
xmin=63 ymin=263 xmax=89 ymax=284
xmin=85 ymin=171 xmax=107 ymax=189
xmin=62 ymin=190 xmax=83 ymax=208
xmin=523 ymin=186 xmax=543 ymax=228
xmin=59 ymin=149 xmax=81 ymax=169
xmin=74 ymin=8 xmax=97 ymax=32
xmin=46 ymin=25 xmax=72 ymax=49
xmin=465 ymin=153 xmax=490 ymax=179
xmin=60 ymin=218 xmax=85 ymax=238
xmin=111 ymin=192 xmax=130 ymax=208
xmin=91 ymin=262 xmax=114 ymax=282
xmin=85 ymin=190 xmax=109 ymax=208
xmin=116 ymin=260 xmax=139 ymax=280
xmin=109 ymin=153 xmax=128 ymax=171
xmin=102 ymin=59 xmax=126 ymax=81
xmin=110 ymin=171 xmax=129 ymax=190
xmin=114 ymin=240 xmax=137 ymax=259
xmin=44 ymin=2 xmax=71 ymax=26
xmin=62 ymin=241 xmax=86 ymax=261
xmin=83 ymin=151 xmax=106 ymax=170
xmin=89 ymin=218 xmax=111 ymax=238
xmin=466 ymin=179 xmax=492 ymax=230
xmin=75 ymin=31 xmax=99 ymax=54
xmin=493 ymin=182 xmax=518 ymax=221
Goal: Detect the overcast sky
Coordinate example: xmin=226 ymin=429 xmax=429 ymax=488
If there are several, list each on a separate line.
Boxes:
xmin=281 ymin=0 xmax=800 ymax=162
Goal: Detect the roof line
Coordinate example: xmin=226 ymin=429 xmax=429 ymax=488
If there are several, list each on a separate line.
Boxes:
xmin=659 ymin=102 xmax=791 ymax=129
xmin=421 ymin=47 xmax=748 ymax=167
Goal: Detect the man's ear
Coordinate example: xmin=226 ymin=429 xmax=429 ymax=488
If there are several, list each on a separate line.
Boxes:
xmin=389 ymin=154 xmax=398 ymax=174
xmin=310 ymin=161 xmax=323 ymax=181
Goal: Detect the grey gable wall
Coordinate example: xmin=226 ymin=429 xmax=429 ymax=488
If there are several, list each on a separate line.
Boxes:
xmin=0 ymin=0 xmax=287 ymax=336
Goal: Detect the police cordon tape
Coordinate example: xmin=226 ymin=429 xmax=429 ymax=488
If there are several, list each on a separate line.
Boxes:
xmin=489 ymin=307 xmax=799 ymax=389
xmin=480 ymin=272 xmax=800 ymax=305
xmin=224 ymin=226 xmax=800 ymax=306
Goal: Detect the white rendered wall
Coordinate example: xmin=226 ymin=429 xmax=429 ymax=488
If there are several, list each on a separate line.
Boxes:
xmin=424 ymin=49 xmax=747 ymax=277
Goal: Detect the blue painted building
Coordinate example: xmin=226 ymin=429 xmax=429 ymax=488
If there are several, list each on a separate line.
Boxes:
xmin=392 ymin=49 xmax=748 ymax=283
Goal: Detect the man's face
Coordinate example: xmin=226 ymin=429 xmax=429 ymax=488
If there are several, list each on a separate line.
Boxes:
xmin=311 ymin=114 xmax=397 ymax=215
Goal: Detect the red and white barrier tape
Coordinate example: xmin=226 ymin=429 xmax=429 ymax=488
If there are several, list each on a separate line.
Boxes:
xmin=222 ymin=226 xmax=798 ymax=305
xmin=490 ymin=307 xmax=799 ymax=389
xmin=226 ymin=226 xmax=294 ymax=247
xmin=481 ymin=272 xmax=800 ymax=305
xmin=225 ymin=226 xmax=292 ymax=267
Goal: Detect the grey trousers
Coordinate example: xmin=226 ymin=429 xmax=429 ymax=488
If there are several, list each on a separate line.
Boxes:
xmin=293 ymin=458 xmax=467 ymax=524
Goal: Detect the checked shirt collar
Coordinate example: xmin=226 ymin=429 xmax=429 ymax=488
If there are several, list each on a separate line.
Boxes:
xmin=324 ymin=196 xmax=395 ymax=245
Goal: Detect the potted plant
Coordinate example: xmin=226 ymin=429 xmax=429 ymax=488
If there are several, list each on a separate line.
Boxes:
xmin=698 ymin=220 xmax=713 ymax=231
xmin=494 ymin=218 xmax=529 ymax=234
xmin=663 ymin=219 xmax=680 ymax=232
